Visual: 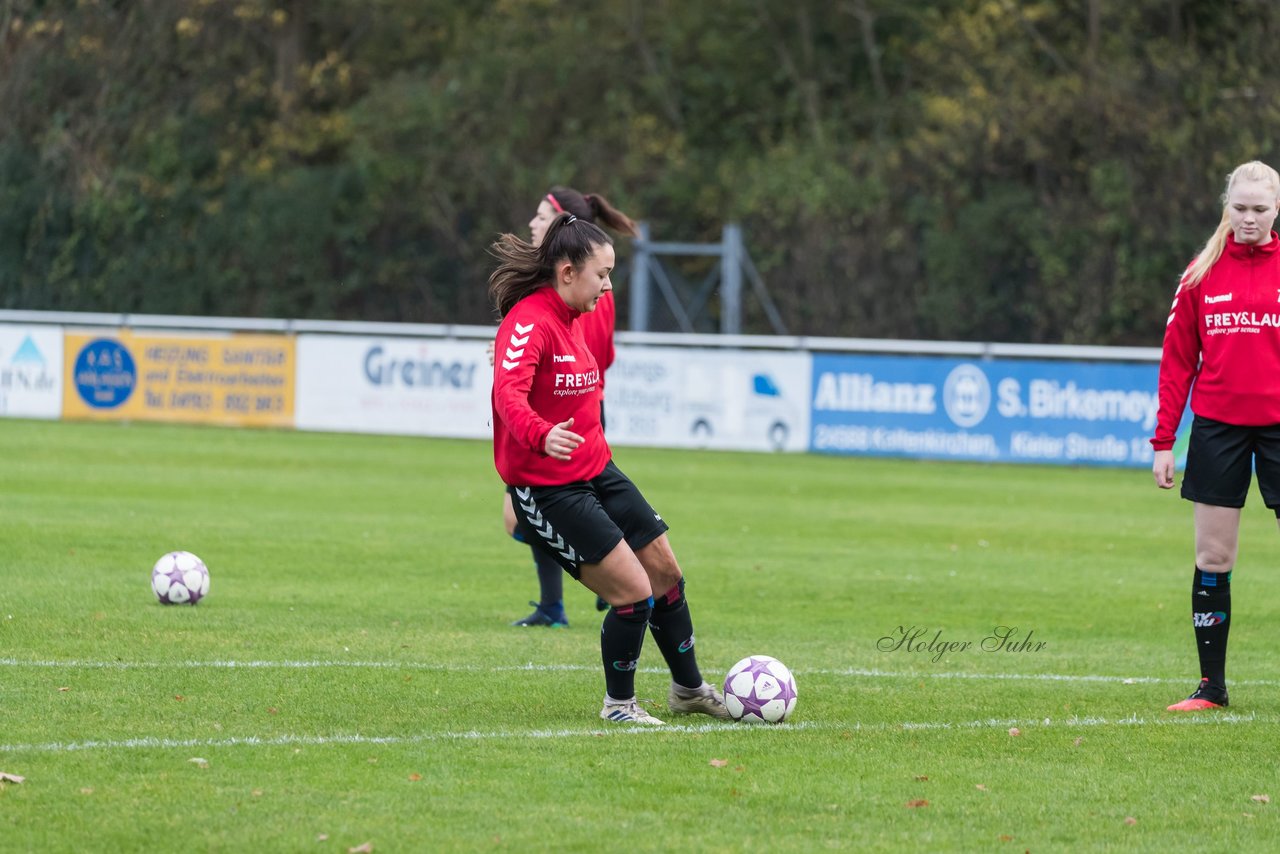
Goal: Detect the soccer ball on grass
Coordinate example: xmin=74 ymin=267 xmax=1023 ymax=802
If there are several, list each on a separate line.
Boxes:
xmin=723 ymin=654 xmax=797 ymax=723
xmin=151 ymin=551 xmax=210 ymax=605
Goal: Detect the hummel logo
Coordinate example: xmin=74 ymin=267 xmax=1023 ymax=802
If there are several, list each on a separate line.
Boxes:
xmin=515 ymin=487 xmax=577 ymax=562
xmin=553 ymin=354 xmax=576 ymax=363
xmin=502 ymin=323 xmax=534 ymax=371
xmin=1204 ymin=293 xmax=1233 ymax=304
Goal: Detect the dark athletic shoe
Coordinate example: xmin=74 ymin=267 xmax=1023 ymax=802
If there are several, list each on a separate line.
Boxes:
xmin=669 ymin=681 xmax=731 ymax=719
xmin=510 ymin=601 xmax=568 ymax=628
xmin=1167 ymin=678 xmax=1228 ymax=711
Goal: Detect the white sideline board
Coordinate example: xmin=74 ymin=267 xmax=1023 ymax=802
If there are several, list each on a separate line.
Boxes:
xmin=606 ymin=345 xmax=811 ymax=452
xmin=0 ymin=324 xmax=63 ymax=419
xmin=296 ymin=335 xmax=493 ymax=438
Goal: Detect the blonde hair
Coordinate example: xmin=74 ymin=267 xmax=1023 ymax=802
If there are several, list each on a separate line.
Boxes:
xmin=1182 ymin=160 xmax=1280 ymax=289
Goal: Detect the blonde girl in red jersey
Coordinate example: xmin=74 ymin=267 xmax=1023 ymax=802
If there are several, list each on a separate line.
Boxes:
xmin=489 ymin=213 xmax=727 ymax=725
xmin=1153 ymin=160 xmax=1280 ymax=711
xmin=501 ymin=187 xmax=640 ymax=628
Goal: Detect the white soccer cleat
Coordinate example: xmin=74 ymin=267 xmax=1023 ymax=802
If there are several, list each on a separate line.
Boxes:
xmin=600 ymin=697 xmax=667 ymax=725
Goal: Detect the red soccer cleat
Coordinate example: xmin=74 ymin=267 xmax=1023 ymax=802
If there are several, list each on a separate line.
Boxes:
xmin=1166 ymin=678 xmax=1228 ymax=711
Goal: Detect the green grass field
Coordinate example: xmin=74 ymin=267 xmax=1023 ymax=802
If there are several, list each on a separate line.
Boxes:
xmin=4 ymin=417 xmax=1280 ymax=852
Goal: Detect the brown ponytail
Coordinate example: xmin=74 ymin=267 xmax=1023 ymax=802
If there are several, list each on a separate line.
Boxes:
xmin=583 ymin=193 xmax=640 ymax=238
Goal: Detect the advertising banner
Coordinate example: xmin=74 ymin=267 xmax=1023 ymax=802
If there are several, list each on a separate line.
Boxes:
xmin=0 ymin=325 xmax=63 ymax=419
xmin=810 ymin=354 xmax=1166 ymax=467
xmin=608 ymin=345 xmax=811 ymax=452
xmin=62 ymin=330 xmax=295 ymax=427
xmin=296 ymin=335 xmax=492 ymax=438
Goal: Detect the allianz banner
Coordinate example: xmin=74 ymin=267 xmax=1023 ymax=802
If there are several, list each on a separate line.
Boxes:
xmin=810 ymin=354 xmax=1165 ymax=468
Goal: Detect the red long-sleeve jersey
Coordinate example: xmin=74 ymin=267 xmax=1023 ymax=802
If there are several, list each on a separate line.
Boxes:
xmin=1152 ymin=232 xmax=1280 ymax=450
xmin=579 ymin=290 xmax=616 ymax=389
xmin=492 ymin=286 xmax=610 ymax=486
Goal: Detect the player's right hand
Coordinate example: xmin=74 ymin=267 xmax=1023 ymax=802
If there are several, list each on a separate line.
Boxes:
xmin=544 ymin=417 xmax=584 ymax=461
xmin=1152 ymin=449 xmax=1175 ymax=489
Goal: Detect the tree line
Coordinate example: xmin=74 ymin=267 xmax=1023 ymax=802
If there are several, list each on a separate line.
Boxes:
xmin=2 ymin=0 xmax=1276 ymax=344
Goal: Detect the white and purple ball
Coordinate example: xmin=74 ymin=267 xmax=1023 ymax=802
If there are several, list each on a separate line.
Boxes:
xmin=723 ymin=654 xmax=798 ymax=723
xmin=151 ymin=551 xmax=210 ymax=605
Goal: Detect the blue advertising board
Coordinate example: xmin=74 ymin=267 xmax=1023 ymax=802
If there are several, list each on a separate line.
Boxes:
xmin=810 ymin=354 xmax=1170 ymax=468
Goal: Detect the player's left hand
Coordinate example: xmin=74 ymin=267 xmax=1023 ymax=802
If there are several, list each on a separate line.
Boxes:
xmin=545 ymin=417 xmax=584 ymax=461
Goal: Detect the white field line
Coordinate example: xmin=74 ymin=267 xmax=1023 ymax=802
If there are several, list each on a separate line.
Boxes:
xmin=0 ymin=712 xmax=1274 ymax=756
xmin=4 ymin=657 xmax=1280 ymax=687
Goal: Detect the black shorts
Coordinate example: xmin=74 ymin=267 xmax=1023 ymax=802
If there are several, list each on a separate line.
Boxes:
xmin=1181 ymin=415 xmax=1280 ymax=510
xmin=508 ymin=459 xmax=669 ymax=579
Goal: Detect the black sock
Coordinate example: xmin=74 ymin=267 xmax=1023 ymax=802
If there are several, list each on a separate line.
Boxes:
xmin=1192 ymin=567 xmax=1231 ymax=687
xmin=648 ymin=579 xmax=703 ymax=690
xmin=532 ymin=547 xmax=563 ymax=610
xmin=601 ymin=597 xmax=651 ymax=700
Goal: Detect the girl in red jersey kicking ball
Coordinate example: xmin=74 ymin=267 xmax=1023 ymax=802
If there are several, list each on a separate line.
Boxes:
xmin=488 ymin=213 xmax=728 ymax=725
xmin=1153 ymin=160 xmax=1280 ymax=711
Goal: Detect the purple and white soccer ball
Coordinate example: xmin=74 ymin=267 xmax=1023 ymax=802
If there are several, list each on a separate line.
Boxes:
xmin=151 ymin=551 xmax=210 ymax=605
xmin=723 ymin=654 xmax=798 ymax=723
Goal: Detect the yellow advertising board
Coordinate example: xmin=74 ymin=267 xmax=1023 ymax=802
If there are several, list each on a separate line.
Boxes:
xmin=62 ymin=330 xmax=295 ymax=427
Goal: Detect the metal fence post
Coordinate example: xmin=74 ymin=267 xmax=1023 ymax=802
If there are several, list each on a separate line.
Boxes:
xmin=720 ymin=224 xmax=742 ymax=335
xmin=629 ymin=221 xmax=651 ymax=332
